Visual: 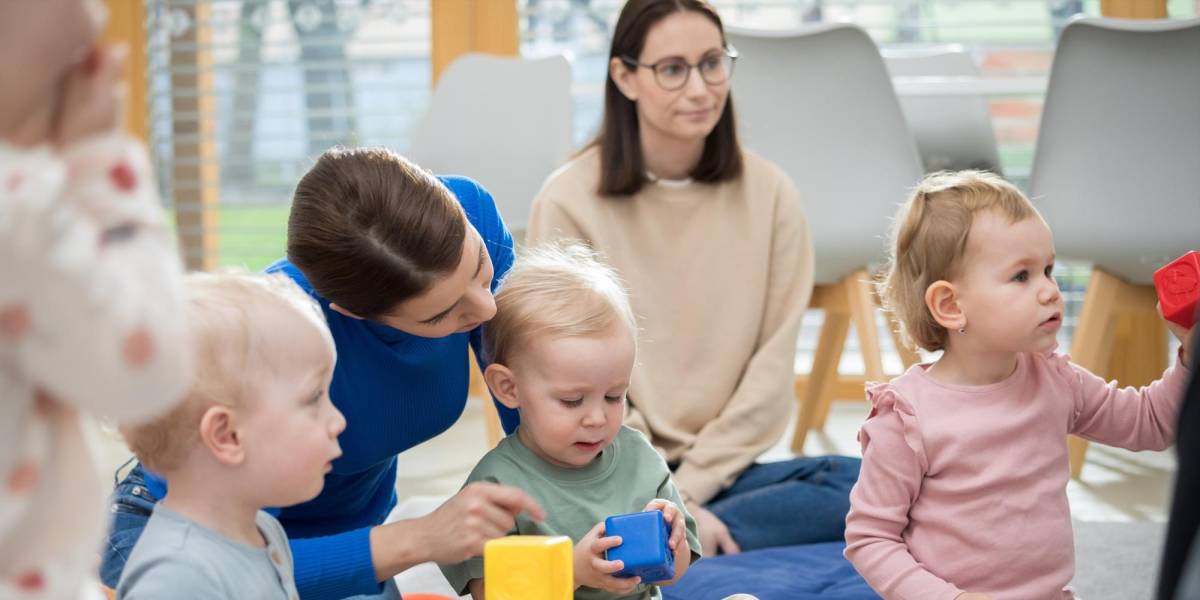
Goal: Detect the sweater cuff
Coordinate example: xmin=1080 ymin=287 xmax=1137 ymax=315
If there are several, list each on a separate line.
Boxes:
xmin=672 ymin=462 xmax=727 ymax=506
xmin=290 ymin=526 xmax=382 ymax=600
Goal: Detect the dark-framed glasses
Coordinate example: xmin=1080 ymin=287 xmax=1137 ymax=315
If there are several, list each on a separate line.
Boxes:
xmin=620 ymin=45 xmax=738 ymax=91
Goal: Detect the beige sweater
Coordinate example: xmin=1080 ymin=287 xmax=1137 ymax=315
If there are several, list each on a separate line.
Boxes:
xmin=527 ymin=147 xmax=814 ymax=504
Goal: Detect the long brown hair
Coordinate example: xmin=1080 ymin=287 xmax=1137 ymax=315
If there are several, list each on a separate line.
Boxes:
xmin=593 ymin=0 xmax=743 ymax=196
xmin=287 ymin=147 xmax=467 ymax=320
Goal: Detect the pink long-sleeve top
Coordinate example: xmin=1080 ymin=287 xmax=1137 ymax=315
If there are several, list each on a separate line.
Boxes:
xmin=845 ymin=350 xmax=1190 ymax=600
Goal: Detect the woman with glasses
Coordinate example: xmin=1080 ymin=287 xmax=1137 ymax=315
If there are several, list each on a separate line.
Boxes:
xmin=528 ymin=0 xmax=860 ymax=557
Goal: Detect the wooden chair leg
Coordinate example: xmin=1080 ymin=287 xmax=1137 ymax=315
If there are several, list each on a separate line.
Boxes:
xmin=848 ymin=269 xmax=885 ymax=382
xmin=816 ymin=272 xmax=879 ymax=426
xmin=1110 ymin=290 xmax=1168 ymax=387
xmin=1067 ymin=270 xmax=1121 ymax=478
xmin=792 ymin=269 xmax=911 ymax=453
xmin=792 ymin=282 xmax=851 ymax=453
xmin=812 ymin=312 xmax=853 ymax=430
xmin=870 ymin=280 xmax=921 ymax=370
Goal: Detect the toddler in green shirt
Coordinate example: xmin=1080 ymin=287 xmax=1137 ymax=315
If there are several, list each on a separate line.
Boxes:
xmin=440 ymin=242 xmax=701 ymax=600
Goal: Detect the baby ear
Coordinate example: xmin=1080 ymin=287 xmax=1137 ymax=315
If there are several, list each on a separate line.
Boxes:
xmin=199 ymin=405 xmax=245 ymax=466
xmin=484 ymin=363 xmax=520 ymax=410
xmin=925 ymin=280 xmax=965 ymax=333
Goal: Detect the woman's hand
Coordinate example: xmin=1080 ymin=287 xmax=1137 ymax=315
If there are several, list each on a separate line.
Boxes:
xmin=572 ymin=521 xmax=641 ymax=594
xmin=688 ymin=500 xmax=741 ymax=556
xmin=405 ymin=482 xmax=544 ymax=566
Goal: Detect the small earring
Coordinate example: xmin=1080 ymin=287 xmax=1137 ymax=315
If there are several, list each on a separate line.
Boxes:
xmin=958 ymin=326 xmax=966 ymax=334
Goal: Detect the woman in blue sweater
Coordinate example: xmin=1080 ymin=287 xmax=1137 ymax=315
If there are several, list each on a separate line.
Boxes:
xmin=100 ymin=147 xmax=544 ymax=600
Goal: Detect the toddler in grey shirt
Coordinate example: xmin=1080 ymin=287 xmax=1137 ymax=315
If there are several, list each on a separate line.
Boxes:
xmin=116 ymin=272 xmax=346 ymax=599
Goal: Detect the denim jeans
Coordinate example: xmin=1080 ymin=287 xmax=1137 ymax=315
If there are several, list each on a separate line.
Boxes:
xmin=706 ymin=456 xmax=861 ymax=551
xmin=99 ymin=460 xmax=156 ymax=589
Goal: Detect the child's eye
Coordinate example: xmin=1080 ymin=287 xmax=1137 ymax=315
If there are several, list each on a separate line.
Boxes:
xmin=1044 ymin=264 xmax=1055 ymax=278
xmin=307 ymin=390 xmax=323 ymax=406
xmin=560 ymin=398 xmax=583 ymax=408
xmin=1012 ymin=270 xmax=1029 ymax=282
xmin=604 ymin=394 xmax=626 ymax=403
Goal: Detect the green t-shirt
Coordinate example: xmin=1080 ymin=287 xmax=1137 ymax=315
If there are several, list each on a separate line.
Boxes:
xmin=439 ymin=425 xmax=703 ymax=600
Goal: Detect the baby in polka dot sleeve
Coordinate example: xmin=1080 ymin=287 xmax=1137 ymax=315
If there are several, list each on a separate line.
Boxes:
xmin=0 ymin=1 xmax=192 ymax=598
xmin=115 ymin=273 xmax=345 ymax=600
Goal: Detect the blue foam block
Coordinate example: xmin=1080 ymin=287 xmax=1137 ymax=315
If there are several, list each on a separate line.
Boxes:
xmin=604 ymin=510 xmax=675 ymax=583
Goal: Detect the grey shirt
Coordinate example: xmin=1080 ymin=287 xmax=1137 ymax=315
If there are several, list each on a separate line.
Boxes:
xmin=117 ymin=504 xmax=299 ymax=600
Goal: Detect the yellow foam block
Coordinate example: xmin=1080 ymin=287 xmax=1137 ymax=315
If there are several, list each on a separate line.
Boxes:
xmin=484 ymin=535 xmax=573 ymax=600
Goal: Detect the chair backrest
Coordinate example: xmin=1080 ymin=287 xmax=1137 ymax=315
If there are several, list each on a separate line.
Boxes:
xmin=728 ymin=25 xmax=924 ymax=284
xmin=409 ymin=53 xmax=574 ymax=233
xmin=1029 ymin=17 xmax=1200 ymax=284
xmin=883 ymin=45 xmax=1003 ymax=174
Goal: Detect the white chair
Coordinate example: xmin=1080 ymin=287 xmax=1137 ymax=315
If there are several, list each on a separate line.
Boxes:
xmin=1029 ymin=17 xmax=1200 ymax=478
xmin=883 ymin=45 xmax=1003 ymax=174
xmin=409 ymin=53 xmax=574 ymax=236
xmin=728 ymin=24 xmax=925 ymax=452
xmin=409 ymin=53 xmax=574 ymax=448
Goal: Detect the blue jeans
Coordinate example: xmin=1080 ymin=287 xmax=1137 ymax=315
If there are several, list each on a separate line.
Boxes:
xmin=705 ymin=456 xmax=861 ymax=551
xmin=100 ymin=461 xmax=156 ymax=589
xmin=99 ymin=461 xmax=402 ymax=599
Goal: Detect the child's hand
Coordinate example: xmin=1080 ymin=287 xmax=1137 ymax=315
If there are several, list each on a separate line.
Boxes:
xmin=573 ymin=521 xmax=641 ymax=594
xmin=1159 ymin=302 xmax=1195 ymax=368
xmin=55 ymin=44 xmax=126 ymax=147
xmin=954 ymin=593 xmax=993 ymax=600
xmin=644 ymin=498 xmax=686 ymax=556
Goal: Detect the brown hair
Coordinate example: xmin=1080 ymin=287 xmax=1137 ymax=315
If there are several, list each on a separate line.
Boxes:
xmin=484 ymin=242 xmax=636 ymax=367
xmin=123 ymin=271 xmax=334 ymax=473
xmin=591 ymin=0 xmax=742 ymax=196
xmin=287 ymin=147 xmax=467 ymax=320
xmin=879 ymin=170 xmax=1039 ymax=352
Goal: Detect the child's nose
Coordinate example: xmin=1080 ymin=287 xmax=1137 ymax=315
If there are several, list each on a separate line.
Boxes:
xmin=1040 ymin=279 xmax=1062 ymax=304
xmin=328 ymin=406 xmax=347 ymax=437
xmin=582 ymin=404 xmax=607 ymax=427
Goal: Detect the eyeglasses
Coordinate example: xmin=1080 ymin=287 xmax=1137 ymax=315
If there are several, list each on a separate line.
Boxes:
xmin=620 ymin=46 xmax=739 ymax=91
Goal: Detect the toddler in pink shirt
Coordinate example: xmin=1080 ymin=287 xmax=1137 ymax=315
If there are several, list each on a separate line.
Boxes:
xmin=844 ymin=171 xmax=1193 ymax=600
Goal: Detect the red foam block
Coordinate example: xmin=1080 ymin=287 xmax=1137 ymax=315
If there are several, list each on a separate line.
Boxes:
xmin=1154 ymin=251 xmax=1200 ymax=329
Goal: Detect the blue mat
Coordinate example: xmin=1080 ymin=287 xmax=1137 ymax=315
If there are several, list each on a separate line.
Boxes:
xmin=662 ymin=543 xmax=880 ymax=600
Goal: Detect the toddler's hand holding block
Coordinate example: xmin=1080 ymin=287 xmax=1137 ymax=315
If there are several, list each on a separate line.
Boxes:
xmin=483 ymin=536 xmax=573 ymax=600
xmin=604 ymin=510 xmax=675 ymax=583
xmin=1155 ymin=251 xmax=1199 ymax=329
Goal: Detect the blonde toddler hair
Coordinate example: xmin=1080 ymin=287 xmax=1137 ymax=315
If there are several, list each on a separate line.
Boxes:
xmin=878 ymin=170 xmax=1040 ymax=352
xmin=484 ymin=242 xmax=636 ymax=366
xmin=122 ymin=271 xmax=333 ymax=472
